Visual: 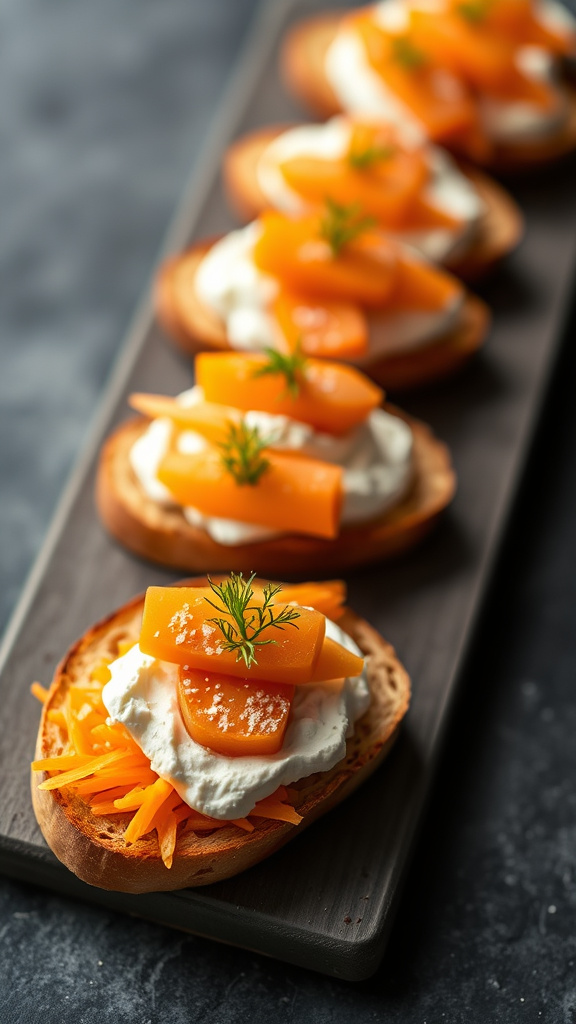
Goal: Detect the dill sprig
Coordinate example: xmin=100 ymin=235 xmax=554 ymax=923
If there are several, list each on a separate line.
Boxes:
xmin=205 ymin=572 xmax=301 ymax=669
xmin=252 ymin=344 xmax=308 ymax=399
xmin=456 ymin=0 xmax=489 ymax=22
xmin=391 ymin=36 xmax=426 ymax=70
xmin=218 ymin=419 xmax=270 ymax=486
xmin=348 ymin=142 xmax=396 ymax=170
xmin=319 ymin=198 xmax=375 ymax=257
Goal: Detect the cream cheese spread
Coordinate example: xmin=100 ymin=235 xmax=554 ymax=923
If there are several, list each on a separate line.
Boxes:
xmin=324 ymin=0 xmax=574 ymax=146
xmin=130 ymin=386 xmax=415 ymax=545
xmin=194 ymin=222 xmax=462 ymax=357
xmin=257 ymin=117 xmax=483 ymax=262
xmin=102 ymin=617 xmax=371 ymax=820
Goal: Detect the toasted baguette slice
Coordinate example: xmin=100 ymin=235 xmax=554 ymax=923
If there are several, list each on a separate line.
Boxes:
xmin=223 ymin=125 xmax=523 ymax=280
xmin=155 ymin=240 xmax=490 ymax=390
xmin=96 ymin=408 xmax=455 ymax=576
xmin=32 ymin=584 xmax=411 ymax=892
xmin=281 ymin=12 xmax=576 ymax=170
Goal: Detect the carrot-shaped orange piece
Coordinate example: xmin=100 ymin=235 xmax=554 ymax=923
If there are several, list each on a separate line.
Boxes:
xmin=178 ymin=667 xmax=295 ymax=757
xmin=385 ymin=252 xmax=463 ymax=312
xmin=139 ymin=584 xmax=326 ymax=685
xmin=354 ymin=14 xmax=481 ymax=143
xmin=306 ymin=637 xmax=364 ymax=682
xmin=271 ymin=290 xmax=368 ymax=358
xmin=253 ymin=210 xmax=398 ymax=307
xmin=195 ymin=352 xmax=383 ymax=436
xmin=279 ymin=580 xmax=346 ymax=620
xmin=157 ymin=445 xmax=343 ymax=539
xmin=129 ymin=394 xmax=241 ymax=443
xmin=279 ymin=124 xmax=429 ymax=227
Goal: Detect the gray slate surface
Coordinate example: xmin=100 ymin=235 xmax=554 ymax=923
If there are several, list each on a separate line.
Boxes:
xmin=2 ymin=0 xmax=576 ymax=1020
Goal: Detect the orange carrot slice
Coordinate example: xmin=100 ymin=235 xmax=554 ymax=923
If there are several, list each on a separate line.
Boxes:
xmin=272 ymin=289 xmax=368 ymax=358
xmin=385 ymin=252 xmax=463 ymax=312
xmin=129 ymin=394 xmax=241 ymax=443
xmin=279 ymin=125 xmax=429 ymax=227
xmin=458 ymin=0 xmax=575 ymax=56
xmin=253 ymin=210 xmax=398 ymax=307
xmin=178 ymin=667 xmax=295 ymax=757
xmin=353 ymin=14 xmax=481 ymax=143
xmin=157 ymin=445 xmax=343 ymax=539
xmin=140 ymin=585 xmax=326 ymax=685
xmin=279 ymin=580 xmax=346 ymax=620
xmin=195 ymin=352 xmax=382 ymax=436
xmin=306 ymin=636 xmax=364 ymax=682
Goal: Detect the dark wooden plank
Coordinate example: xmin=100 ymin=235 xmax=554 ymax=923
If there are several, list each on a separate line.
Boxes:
xmin=1 ymin=0 xmax=576 ymax=981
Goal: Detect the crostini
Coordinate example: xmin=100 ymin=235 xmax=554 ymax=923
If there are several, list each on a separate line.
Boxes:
xmin=31 ymin=575 xmax=411 ymax=892
xmin=156 ymin=206 xmax=490 ymax=390
xmin=224 ymin=117 xmax=523 ymax=277
xmin=281 ymin=0 xmax=576 ymax=169
xmin=96 ymin=351 xmax=456 ymax=575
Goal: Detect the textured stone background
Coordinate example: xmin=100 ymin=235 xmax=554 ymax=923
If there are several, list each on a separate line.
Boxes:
xmin=2 ymin=1 xmax=576 ymax=1021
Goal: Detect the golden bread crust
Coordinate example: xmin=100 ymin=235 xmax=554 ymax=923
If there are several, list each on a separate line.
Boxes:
xmin=95 ymin=408 xmax=455 ymax=575
xmin=32 ymin=585 xmax=410 ymax=892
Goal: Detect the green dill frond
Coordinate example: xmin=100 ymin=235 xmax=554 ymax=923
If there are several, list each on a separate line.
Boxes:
xmin=218 ymin=418 xmax=270 ymax=486
xmin=348 ymin=142 xmax=396 ymax=170
xmin=391 ymin=36 xmax=426 ymax=70
xmin=456 ymin=0 xmax=490 ymax=23
xmin=319 ymin=198 xmax=375 ymax=257
xmin=252 ymin=344 xmax=308 ymax=398
xmin=204 ymin=572 xmax=301 ymax=668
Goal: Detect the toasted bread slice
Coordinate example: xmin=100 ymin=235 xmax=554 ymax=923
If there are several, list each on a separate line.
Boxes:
xmin=155 ymin=240 xmax=490 ymax=390
xmin=280 ymin=11 xmax=576 ymax=170
xmin=223 ymin=125 xmax=523 ymax=279
xmin=32 ymin=584 xmax=411 ymax=892
xmin=96 ymin=408 xmax=455 ymax=576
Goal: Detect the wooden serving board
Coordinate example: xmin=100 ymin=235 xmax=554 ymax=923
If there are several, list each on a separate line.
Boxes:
xmin=1 ymin=0 xmax=576 ymax=981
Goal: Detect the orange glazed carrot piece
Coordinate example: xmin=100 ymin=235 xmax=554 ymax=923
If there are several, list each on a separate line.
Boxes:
xmin=139 ymin=585 xmax=326 ymax=685
xmin=279 ymin=580 xmax=346 ymax=620
xmin=279 ymin=123 xmax=429 ymax=228
xmin=385 ymin=252 xmax=463 ymax=312
xmin=195 ymin=352 xmax=383 ymax=436
xmin=271 ymin=290 xmax=368 ymax=359
xmin=178 ymin=667 xmax=295 ymax=757
xmin=353 ymin=14 xmax=481 ymax=143
xmin=253 ymin=211 xmax=398 ymax=307
xmin=129 ymin=394 xmax=241 ymax=443
xmin=307 ymin=636 xmax=364 ymax=682
xmin=157 ymin=445 xmax=343 ymax=539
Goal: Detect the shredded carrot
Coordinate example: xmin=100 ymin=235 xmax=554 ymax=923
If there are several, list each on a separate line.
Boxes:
xmin=32 ymin=754 xmax=96 ymax=772
xmin=47 ymin=709 xmax=67 ymax=727
xmin=124 ymin=778 xmax=173 ymax=845
xmin=89 ymin=786 xmax=134 ymax=807
xmin=90 ymin=803 xmax=126 ymax=817
xmin=38 ymin=749 xmax=129 ymax=790
xmin=231 ymin=818 xmax=255 ymax=833
xmin=32 ymin=645 xmax=304 ymax=867
xmin=31 ymin=682 xmax=49 ymax=703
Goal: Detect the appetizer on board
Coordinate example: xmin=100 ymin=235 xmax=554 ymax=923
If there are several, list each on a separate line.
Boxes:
xmin=156 ymin=205 xmax=490 ymax=390
xmin=31 ymin=575 xmax=410 ymax=892
xmin=281 ymin=0 xmax=576 ymax=168
xmin=224 ymin=117 xmax=523 ymax=277
xmin=96 ymin=351 xmax=455 ymax=574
